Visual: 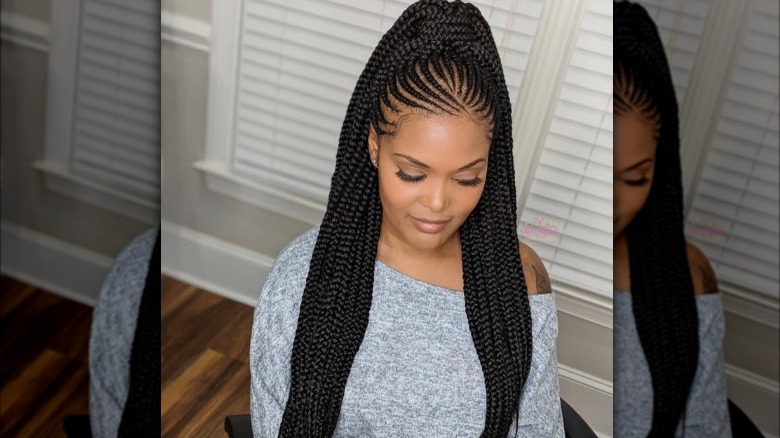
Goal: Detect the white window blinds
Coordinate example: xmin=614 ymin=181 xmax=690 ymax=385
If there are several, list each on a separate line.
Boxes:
xmin=231 ymin=0 xmax=545 ymax=205
xmin=71 ymin=0 xmax=160 ymax=202
xmin=639 ymin=0 xmax=712 ymax=109
xmin=685 ymin=0 xmax=780 ymax=299
xmin=520 ymin=0 xmax=613 ymax=297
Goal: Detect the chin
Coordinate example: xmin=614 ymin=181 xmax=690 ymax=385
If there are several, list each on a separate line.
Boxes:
xmin=405 ymin=227 xmax=452 ymax=250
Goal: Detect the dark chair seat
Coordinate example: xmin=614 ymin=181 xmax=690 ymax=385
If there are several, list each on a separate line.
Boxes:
xmin=225 ymin=398 xmax=598 ymax=437
xmin=728 ymin=399 xmax=764 ymax=437
xmin=561 ymin=399 xmax=597 ymax=438
xmin=63 ymin=414 xmax=92 ymax=438
xmin=225 ymin=414 xmax=253 ymax=438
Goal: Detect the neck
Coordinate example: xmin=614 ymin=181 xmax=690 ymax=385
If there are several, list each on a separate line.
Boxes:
xmin=614 ymin=232 xmax=628 ymax=263
xmin=377 ymin=221 xmax=461 ymax=265
xmin=613 ymin=232 xmax=631 ymax=292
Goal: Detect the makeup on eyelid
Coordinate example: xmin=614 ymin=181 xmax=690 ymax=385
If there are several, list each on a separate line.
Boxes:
xmin=368 ymin=114 xmax=491 ymax=255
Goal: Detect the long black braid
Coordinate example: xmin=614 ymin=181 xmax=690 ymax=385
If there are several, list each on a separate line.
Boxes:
xmin=615 ymin=2 xmax=699 ymax=436
xmin=278 ymin=1 xmax=533 ymax=436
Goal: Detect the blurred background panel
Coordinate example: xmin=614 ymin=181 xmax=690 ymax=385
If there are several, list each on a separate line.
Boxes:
xmin=636 ymin=0 xmax=779 ymax=435
xmin=1 ymin=0 xmax=160 ymax=435
xmin=1 ymin=0 xmax=159 ymax=304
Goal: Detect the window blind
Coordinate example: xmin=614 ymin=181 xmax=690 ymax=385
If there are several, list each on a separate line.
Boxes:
xmin=231 ymin=0 xmax=545 ymax=204
xmin=71 ymin=0 xmax=160 ymax=202
xmin=685 ymin=0 xmax=780 ymax=299
xmin=639 ymin=0 xmax=712 ymax=109
xmin=520 ymin=0 xmax=613 ymax=296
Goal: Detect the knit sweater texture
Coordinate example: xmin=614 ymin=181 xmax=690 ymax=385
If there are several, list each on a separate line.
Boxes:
xmin=613 ymin=289 xmax=732 ymax=437
xmin=250 ymin=226 xmax=564 ymax=437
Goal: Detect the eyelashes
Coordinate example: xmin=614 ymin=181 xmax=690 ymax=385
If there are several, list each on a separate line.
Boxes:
xmin=395 ymin=169 xmax=484 ymax=187
xmin=395 ymin=170 xmax=425 ymax=183
xmin=623 ymin=177 xmax=649 ymax=187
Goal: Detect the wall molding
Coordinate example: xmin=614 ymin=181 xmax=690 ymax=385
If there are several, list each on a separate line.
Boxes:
xmin=720 ymin=281 xmax=780 ymax=329
xmin=726 ymin=363 xmax=780 ymax=397
xmin=558 ymin=363 xmax=613 ymax=437
xmin=0 ymin=220 xmax=113 ymax=306
xmin=0 ymin=12 xmax=50 ymax=52
xmin=160 ymin=219 xmax=275 ymax=307
xmin=725 ymin=363 xmax=780 ymax=438
xmin=161 ymin=11 xmax=211 ymax=52
xmin=33 ymin=161 xmax=160 ymax=225
xmin=512 ymin=0 xmax=588 ymax=212
xmin=554 ymin=279 xmax=613 ymax=329
xmin=193 ymin=160 xmax=325 ymax=226
xmin=680 ymin=0 xmax=754 ymax=215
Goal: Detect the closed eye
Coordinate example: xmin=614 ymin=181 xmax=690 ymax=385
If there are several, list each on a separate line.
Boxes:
xmin=623 ymin=177 xmax=649 ymax=187
xmin=456 ymin=177 xmax=484 ymax=187
xmin=395 ymin=169 xmax=425 ymax=183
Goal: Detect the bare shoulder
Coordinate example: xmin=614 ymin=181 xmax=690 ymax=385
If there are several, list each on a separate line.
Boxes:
xmin=686 ymin=241 xmax=719 ymax=295
xmin=519 ymin=241 xmax=552 ymax=295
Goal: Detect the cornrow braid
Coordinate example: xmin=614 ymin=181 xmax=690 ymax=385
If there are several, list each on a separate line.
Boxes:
xmin=278 ymin=1 xmax=533 ymax=436
xmin=615 ymin=2 xmax=699 ymax=436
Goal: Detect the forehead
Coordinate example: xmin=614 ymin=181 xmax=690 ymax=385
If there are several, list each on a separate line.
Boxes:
xmin=614 ymin=112 xmax=658 ymax=169
xmin=384 ymin=114 xmax=491 ymax=158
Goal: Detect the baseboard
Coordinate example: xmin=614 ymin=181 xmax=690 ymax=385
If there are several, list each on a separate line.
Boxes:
xmin=554 ymin=280 xmax=613 ymax=329
xmin=725 ymin=363 xmax=780 ymax=437
xmin=160 ymin=219 xmax=274 ymax=307
xmin=558 ymin=363 xmax=613 ymax=437
xmin=0 ymin=220 xmax=113 ymax=306
xmin=720 ymin=282 xmax=780 ymax=329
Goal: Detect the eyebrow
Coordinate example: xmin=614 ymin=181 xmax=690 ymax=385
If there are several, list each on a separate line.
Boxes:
xmin=394 ymin=153 xmax=486 ymax=171
xmin=616 ymin=158 xmax=652 ymax=174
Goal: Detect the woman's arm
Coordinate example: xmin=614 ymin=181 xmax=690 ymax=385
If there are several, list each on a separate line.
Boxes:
xmin=682 ymin=241 xmax=732 ymax=436
xmin=686 ymin=241 xmax=719 ymax=295
xmin=516 ymin=243 xmax=565 ymax=437
xmin=250 ymin=231 xmax=314 ymax=437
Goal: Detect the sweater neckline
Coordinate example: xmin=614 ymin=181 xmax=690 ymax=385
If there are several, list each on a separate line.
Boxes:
xmin=374 ymin=258 xmax=465 ymax=295
xmin=374 ymin=258 xmax=554 ymax=303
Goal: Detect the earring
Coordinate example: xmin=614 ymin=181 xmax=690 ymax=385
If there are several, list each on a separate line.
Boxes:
xmin=372 ymin=158 xmax=378 ymax=167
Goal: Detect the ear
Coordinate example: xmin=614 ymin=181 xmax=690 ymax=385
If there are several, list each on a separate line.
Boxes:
xmin=367 ymin=124 xmax=380 ymax=162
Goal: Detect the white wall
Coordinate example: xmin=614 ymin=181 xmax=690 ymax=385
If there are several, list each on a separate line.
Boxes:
xmin=1 ymin=0 xmax=154 ymax=305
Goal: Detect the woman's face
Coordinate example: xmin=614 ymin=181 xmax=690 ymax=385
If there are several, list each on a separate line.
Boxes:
xmin=368 ymin=113 xmax=491 ymax=255
xmin=614 ymin=111 xmax=658 ymax=238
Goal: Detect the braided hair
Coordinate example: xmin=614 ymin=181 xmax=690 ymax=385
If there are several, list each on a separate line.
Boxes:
xmin=615 ymin=2 xmax=699 ymax=436
xmin=278 ymin=1 xmax=533 ymax=436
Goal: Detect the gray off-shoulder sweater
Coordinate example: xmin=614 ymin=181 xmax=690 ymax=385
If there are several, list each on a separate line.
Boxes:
xmin=250 ymin=226 xmax=564 ymax=437
xmin=613 ymin=290 xmax=732 ymax=437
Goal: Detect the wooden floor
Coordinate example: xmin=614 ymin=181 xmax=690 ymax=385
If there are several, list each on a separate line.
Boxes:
xmin=0 ymin=274 xmax=93 ymax=438
xmin=162 ymin=275 xmax=255 ymax=437
xmin=1 ymin=274 xmax=255 ymax=438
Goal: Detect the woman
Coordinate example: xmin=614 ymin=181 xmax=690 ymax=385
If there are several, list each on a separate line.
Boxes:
xmin=613 ymin=2 xmax=731 ymax=436
xmin=249 ymin=0 xmax=564 ymax=436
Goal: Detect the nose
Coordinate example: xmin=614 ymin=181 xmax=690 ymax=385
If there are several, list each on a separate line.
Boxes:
xmin=423 ymin=177 xmax=449 ymax=213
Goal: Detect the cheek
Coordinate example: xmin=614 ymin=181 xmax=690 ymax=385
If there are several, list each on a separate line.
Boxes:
xmin=454 ymin=187 xmax=485 ymax=217
xmin=378 ymin=174 xmax=414 ymax=213
xmin=615 ymin=183 xmax=652 ymax=222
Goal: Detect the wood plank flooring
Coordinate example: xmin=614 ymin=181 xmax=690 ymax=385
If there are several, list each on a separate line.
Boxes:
xmin=1 ymin=273 xmax=255 ymax=437
xmin=0 ymin=274 xmax=92 ymax=438
xmin=161 ymin=275 xmax=255 ymax=438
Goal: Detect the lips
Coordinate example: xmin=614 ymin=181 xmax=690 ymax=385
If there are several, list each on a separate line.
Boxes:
xmin=411 ymin=216 xmax=451 ymax=234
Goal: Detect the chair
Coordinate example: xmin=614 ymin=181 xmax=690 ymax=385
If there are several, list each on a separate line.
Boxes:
xmin=225 ymin=414 xmax=252 ymax=437
xmin=728 ymin=399 xmax=764 ymax=437
xmin=63 ymin=414 xmax=92 ymax=438
xmin=225 ymin=398 xmax=598 ymax=437
xmin=561 ymin=399 xmax=597 ymax=438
